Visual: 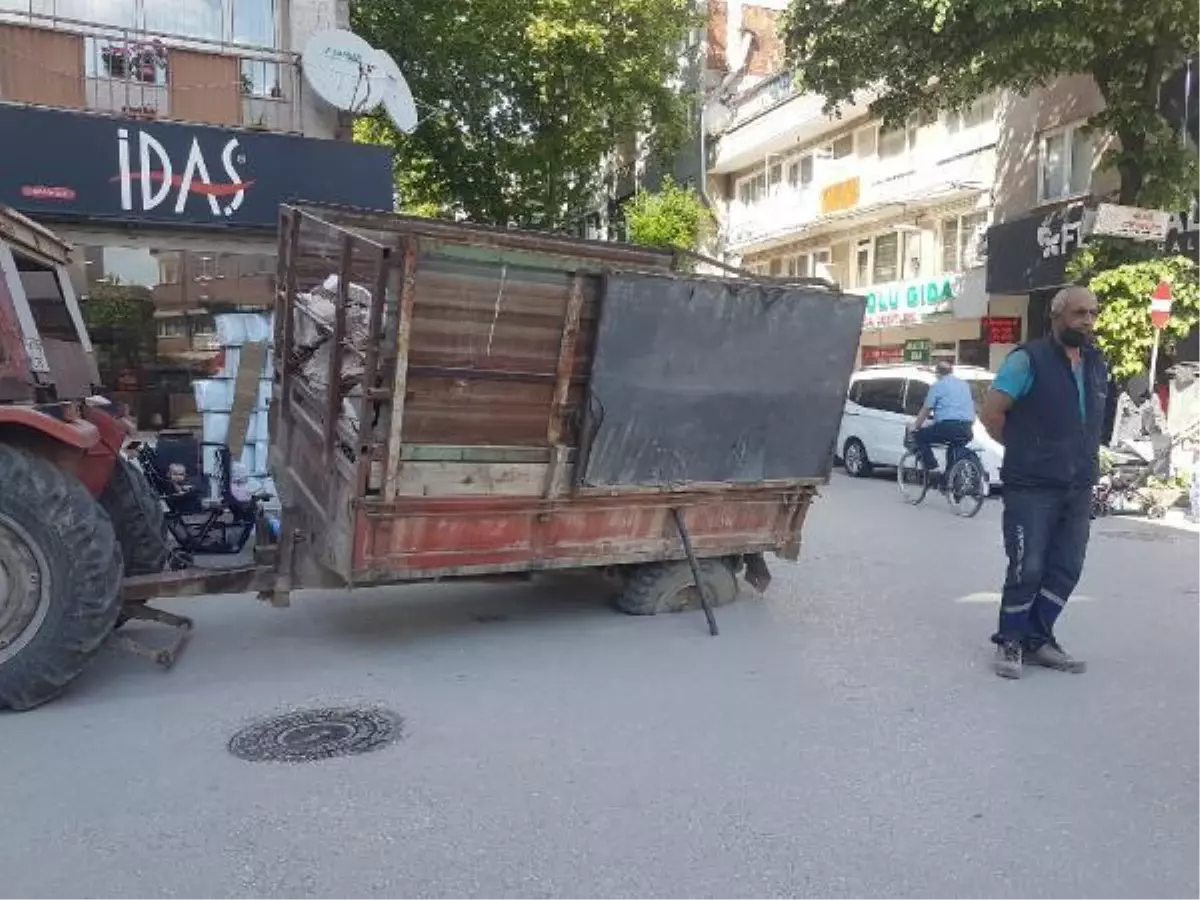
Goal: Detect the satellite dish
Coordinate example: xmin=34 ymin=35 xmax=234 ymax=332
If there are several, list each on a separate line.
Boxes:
xmin=371 ymin=49 xmax=418 ymax=134
xmin=301 ymin=30 xmax=419 ymax=134
xmin=302 ymin=29 xmax=385 ymax=113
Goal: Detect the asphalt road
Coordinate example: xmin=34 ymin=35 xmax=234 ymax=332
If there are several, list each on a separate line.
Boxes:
xmin=2 ymin=474 xmax=1196 ymax=899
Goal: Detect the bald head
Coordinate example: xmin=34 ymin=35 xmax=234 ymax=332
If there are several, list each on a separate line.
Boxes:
xmin=1050 ymin=285 xmax=1099 ymax=348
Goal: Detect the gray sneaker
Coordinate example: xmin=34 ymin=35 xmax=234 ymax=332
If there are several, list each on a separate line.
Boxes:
xmin=1027 ymin=642 xmax=1087 ymax=673
xmin=994 ymin=642 xmax=1023 ymax=679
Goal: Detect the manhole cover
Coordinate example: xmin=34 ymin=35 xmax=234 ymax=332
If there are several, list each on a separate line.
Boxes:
xmin=228 ymin=706 xmax=402 ymax=763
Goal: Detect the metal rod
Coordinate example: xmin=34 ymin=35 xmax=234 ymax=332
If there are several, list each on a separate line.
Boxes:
xmin=671 ymin=507 xmax=719 ymax=637
xmin=1150 ymin=326 xmax=1162 ymax=390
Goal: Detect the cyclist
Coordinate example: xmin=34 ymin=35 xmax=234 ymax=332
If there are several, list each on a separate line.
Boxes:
xmin=905 ymin=361 xmax=976 ymax=480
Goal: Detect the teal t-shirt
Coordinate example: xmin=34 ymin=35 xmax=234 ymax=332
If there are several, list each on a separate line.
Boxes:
xmin=992 ymin=349 xmax=1086 ymax=418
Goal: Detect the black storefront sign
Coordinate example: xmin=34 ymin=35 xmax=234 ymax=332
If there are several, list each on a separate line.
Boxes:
xmin=0 ymin=104 xmax=394 ymax=230
xmin=984 ymin=202 xmax=1086 ymax=295
xmin=1165 ymin=195 xmax=1200 ymax=257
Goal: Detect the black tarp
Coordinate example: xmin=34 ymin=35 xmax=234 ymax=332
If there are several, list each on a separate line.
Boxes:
xmin=578 ymin=274 xmax=866 ymax=488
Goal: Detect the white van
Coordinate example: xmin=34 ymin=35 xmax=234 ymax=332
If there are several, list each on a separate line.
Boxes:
xmin=836 ymin=364 xmax=1004 ymax=487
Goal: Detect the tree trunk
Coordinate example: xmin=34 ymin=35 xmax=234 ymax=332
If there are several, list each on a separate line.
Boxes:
xmin=1116 ymin=127 xmax=1146 ymax=205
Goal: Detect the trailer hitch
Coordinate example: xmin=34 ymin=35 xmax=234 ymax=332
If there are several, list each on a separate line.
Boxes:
xmin=109 ymin=603 xmax=194 ymax=669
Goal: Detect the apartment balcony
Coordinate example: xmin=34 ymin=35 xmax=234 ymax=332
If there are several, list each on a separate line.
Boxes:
xmin=711 ymin=87 xmax=875 ymax=176
xmin=726 ymin=143 xmax=998 ymax=253
xmin=0 ymin=10 xmax=304 ymax=132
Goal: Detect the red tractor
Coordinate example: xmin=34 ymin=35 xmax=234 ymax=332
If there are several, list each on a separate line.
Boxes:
xmin=0 ymin=206 xmax=167 ymax=710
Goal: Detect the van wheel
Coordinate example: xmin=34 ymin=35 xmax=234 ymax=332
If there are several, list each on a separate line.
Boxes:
xmin=842 ymin=438 xmax=873 ymax=478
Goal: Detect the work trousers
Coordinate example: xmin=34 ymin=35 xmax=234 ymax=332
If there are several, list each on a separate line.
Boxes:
xmin=993 ymin=485 xmax=1092 ymax=650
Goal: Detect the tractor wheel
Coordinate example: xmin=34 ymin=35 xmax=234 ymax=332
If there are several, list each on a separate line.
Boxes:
xmin=614 ymin=559 xmax=739 ymax=616
xmin=99 ymin=459 xmax=168 ymax=577
xmin=0 ymin=445 xmax=123 ymax=711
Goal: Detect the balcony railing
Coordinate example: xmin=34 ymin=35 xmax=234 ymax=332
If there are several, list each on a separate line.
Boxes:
xmin=729 ymin=71 xmax=797 ymax=126
xmin=0 ymin=7 xmax=304 ymax=132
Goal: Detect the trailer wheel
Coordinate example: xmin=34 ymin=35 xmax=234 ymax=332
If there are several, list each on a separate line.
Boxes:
xmin=0 ymin=445 xmax=123 ymax=711
xmin=615 ymin=559 xmax=739 ymax=616
xmin=99 ymin=459 xmax=169 ymax=577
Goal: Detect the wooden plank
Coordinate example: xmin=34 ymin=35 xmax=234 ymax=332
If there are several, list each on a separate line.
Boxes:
xmin=168 ymin=50 xmax=240 ymax=126
xmin=383 ymin=238 xmax=420 ymax=501
xmin=0 ymin=25 xmax=83 ymax=108
xmin=355 ymin=243 xmax=389 ymax=497
xmin=400 ymin=444 xmax=554 ymax=464
xmin=226 ymin=341 xmax=265 ymax=459
xmin=324 ymin=235 xmax=352 ymax=466
xmin=277 ymin=210 xmax=301 ymax=431
xmin=543 ymin=273 xmax=585 ymax=499
xmin=391 ymin=461 xmax=552 ymax=497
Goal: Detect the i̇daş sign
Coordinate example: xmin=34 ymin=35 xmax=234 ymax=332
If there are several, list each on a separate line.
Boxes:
xmin=115 ymin=127 xmax=252 ymax=218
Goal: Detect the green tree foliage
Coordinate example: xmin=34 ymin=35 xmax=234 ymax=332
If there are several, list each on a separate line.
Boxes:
xmin=351 ymin=0 xmax=698 ymax=229
xmin=778 ymin=0 xmax=1199 ymax=207
xmin=624 ymin=177 xmax=713 ymax=253
xmin=82 ymin=280 xmax=157 ymax=377
xmin=1067 ymin=245 xmax=1199 ymax=379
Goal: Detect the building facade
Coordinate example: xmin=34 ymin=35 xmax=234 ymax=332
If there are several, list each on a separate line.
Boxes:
xmin=705 ymin=66 xmax=1132 ymax=371
xmin=0 ymin=0 xmax=394 ymax=428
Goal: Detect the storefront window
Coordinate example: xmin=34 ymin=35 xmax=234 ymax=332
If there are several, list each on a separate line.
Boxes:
xmin=73 ymin=240 xmax=275 ymax=430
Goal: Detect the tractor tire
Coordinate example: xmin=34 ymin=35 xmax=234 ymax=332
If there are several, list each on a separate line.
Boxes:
xmin=0 ymin=445 xmax=123 ymax=711
xmin=615 ymin=559 xmax=739 ymax=616
xmin=99 ymin=459 xmax=169 ymax=577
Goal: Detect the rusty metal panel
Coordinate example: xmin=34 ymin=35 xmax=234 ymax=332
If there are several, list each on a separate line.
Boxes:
xmin=349 ymin=489 xmax=815 ymax=584
xmin=40 ymin=337 xmax=97 ymax=398
xmin=0 ymin=263 xmax=34 ymax=401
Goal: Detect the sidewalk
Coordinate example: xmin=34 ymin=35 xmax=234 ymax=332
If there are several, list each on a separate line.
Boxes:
xmin=1130 ymin=507 xmax=1200 ymax=534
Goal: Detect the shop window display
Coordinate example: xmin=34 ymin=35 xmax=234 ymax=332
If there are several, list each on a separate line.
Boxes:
xmin=74 ymin=243 xmax=275 ymax=431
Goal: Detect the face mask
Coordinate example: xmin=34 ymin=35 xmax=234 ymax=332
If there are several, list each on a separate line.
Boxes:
xmin=1059 ymin=327 xmax=1088 ymax=348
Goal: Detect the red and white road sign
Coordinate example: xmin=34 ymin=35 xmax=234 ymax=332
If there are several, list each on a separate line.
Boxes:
xmin=1150 ymin=280 xmax=1173 ymax=329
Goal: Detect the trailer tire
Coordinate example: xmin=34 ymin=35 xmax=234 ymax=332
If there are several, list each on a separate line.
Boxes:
xmin=615 ymin=559 xmax=739 ymax=616
xmin=0 ymin=445 xmax=123 ymax=711
xmin=99 ymin=459 xmax=169 ymax=577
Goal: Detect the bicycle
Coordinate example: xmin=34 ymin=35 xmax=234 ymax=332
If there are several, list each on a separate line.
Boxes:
xmin=897 ymin=434 xmax=988 ymax=518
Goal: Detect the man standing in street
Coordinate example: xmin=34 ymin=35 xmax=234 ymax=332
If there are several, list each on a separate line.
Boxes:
xmin=980 ymin=285 xmax=1107 ymax=679
xmin=906 ymin=361 xmax=977 ymax=479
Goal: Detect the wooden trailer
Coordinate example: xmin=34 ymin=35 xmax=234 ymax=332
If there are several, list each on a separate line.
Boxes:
xmin=125 ymin=203 xmax=866 ymax=623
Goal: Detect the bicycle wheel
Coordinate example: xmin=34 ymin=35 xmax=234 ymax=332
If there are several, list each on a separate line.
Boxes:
xmin=945 ymin=455 xmax=986 ymax=518
xmin=897 ymin=450 xmax=930 ymax=505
